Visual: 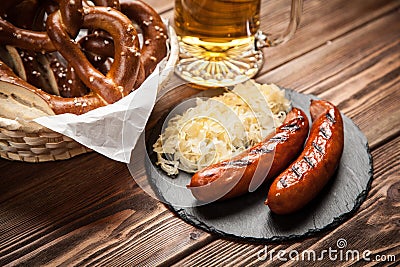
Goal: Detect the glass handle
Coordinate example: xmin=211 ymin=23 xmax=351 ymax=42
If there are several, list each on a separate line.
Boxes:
xmin=256 ymin=0 xmax=303 ymax=48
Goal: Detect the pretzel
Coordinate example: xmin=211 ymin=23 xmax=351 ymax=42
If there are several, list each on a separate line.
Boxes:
xmin=0 ymin=0 xmax=25 ymax=15
xmin=0 ymin=17 xmax=55 ymax=52
xmin=120 ymin=0 xmax=168 ymax=76
xmin=46 ymin=5 xmax=141 ymax=103
xmin=0 ymin=59 xmax=105 ymax=114
xmin=59 ymin=0 xmax=83 ymax=38
xmin=77 ymin=0 xmax=167 ymax=77
xmin=3 ymin=0 xmax=44 ymax=30
xmin=18 ymin=49 xmax=61 ymax=96
xmin=78 ymin=32 xmax=146 ymax=90
xmin=79 ymin=32 xmax=113 ymax=67
xmin=0 ymin=0 xmax=168 ymax=115
xmin=64 ymin=67 xmax=88 ymax=97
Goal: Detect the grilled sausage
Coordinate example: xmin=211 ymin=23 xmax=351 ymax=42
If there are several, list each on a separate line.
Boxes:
xmin=266 ymin=100 xmax=344 ymax=214
xmin=188 ymin=107 xmax=309 ymax=203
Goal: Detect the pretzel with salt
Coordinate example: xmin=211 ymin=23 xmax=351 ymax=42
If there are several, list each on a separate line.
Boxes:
xmin=78 ymin=0 xmax=168 ymax=77
xmin=0 ymin=0 xmax=167 ymax=115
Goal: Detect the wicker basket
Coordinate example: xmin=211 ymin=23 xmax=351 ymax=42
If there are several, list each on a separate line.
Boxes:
xmin=0 ymin=127 xmax=91 ymax=162
xmin=0 ymin=25 xmax=178 ymax=163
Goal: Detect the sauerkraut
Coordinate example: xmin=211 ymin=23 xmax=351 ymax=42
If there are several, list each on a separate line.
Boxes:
xmin=153 ymin=80 xmax=290 ymax=175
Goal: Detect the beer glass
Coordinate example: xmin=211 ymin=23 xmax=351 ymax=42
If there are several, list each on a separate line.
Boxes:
xmin=173 ymin=0 xmax=303 ymax=87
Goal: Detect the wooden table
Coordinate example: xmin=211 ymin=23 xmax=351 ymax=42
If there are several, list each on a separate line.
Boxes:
xmin=1 ymin=0 xmax=399 ymax=266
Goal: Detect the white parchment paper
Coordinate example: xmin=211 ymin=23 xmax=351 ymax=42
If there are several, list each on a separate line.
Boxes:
xmin=32 ymin=25 xmax=178 ymax=163
xmin=34 ymin=66 xmax=159 ymax=163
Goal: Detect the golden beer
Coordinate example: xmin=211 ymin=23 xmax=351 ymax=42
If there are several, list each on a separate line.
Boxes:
xmin=174 ymin=0 xmax=261 ymax=42
xmin=174 ymin=0 xmax=264 ymax=87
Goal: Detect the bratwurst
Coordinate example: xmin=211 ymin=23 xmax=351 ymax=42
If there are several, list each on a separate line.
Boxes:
xmin=188 ymin=107 xmax=309 ymax=202
xmin=266 ymin=100 xmax=344 ymax=214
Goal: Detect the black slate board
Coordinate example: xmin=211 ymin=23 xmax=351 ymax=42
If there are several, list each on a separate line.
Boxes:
xmin=140 ymin=89 xmax=373 ymax=242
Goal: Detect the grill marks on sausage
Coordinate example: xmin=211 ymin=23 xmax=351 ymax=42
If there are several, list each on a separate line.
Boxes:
xmin=280 ymin=122 xmax=301 ymax=132
xmin=222 ymin=127 xmax=294 ymax=168
xmin=326 ymin=111 xmax=336 ymax=123
xmin=266 ymin=101 xmax=344 ymax=214
xmin=269 ymin=135 xmax=288 ymax=142
xmin=230 ymin=118 xmax=303 ymax=169
xmin=312 ymin=141 xmax=324 ymax=154
xmin=287 ymin=109 xmax=337 ymax=181
xmin=250 ymin=145 xmax=274 ymax=155
xmin=279 ymin=178 xmax=288 ymax=188
xmin=250 ymin=131 xmax=291 ymax=156
xmin=319 ymin=126 xmax=331 ymax=139
xmin=222 ymin=157 xmax=253 ymax=167
xmin=291 ymin=165 xmax=302 ymax=178
xmin=303 ymin=156 xmax=315 ymax=168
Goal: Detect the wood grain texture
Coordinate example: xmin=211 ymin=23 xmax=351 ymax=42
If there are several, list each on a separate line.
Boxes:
xmin=0 ymin=152 xmax=213 ymax=266
xmin=141 ymin=0 xmax=174 ymax=14
xmin=0 ymin=0 xmax=399 ymax=266
xmin=259 ymin=0 xmax=400 ymax=73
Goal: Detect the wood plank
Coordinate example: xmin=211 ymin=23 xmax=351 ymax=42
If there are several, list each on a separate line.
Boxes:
xmin=257 ymin=10 xmax=400 ymax=92
xmin=257 ymin=10 xmax=400 ymax=149
xmin=141 ymin=0 xmax=174 ymax=15
xmin=0 ymin=153 xmax=214 ymax=266
xmin=0 ymin=149 xmax=217 ymax=266
xmin=0 ymin=154 xmax=149 ymax=263
xmin=172 ymin=135 xmax=400 ymax=267
xmin=259 ymin=0 xmax=400 ymax=72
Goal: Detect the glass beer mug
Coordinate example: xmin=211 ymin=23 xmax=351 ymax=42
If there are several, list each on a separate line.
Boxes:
xmin=173 ymin=0 xmax=303 ymax=87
